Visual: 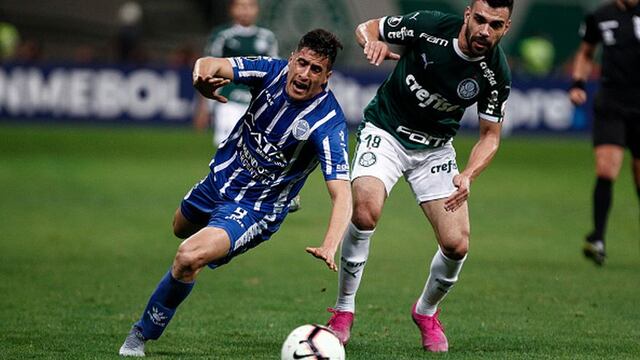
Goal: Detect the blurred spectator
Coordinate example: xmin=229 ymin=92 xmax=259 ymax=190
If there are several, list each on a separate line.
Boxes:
xmin=193 ymin=0 xmax=278 ymax=146
xmin=0 ymin=22 xmax=20 ymax=60
xmin=518 ymin=34 xmax=555 ymax=77
xmin=115 ymin=1 xmax=146 ymax=63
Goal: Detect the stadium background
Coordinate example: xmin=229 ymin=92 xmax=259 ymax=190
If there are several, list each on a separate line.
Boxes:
xmin=1 ymin=1 xmax=638 ymax=359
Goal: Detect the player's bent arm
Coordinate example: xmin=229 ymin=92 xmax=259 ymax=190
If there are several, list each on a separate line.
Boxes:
xmin=355 ymin=19 xmax=381 ymax=48
xmin=461 ymin=118 xmax=502 ymax=182
xmin=305 ymin=179 xmax=352 ymax=271
xmin=192 ymin=57 xmax=235 ymax=102
xmin=444 ymin=119 xmax=501 ymax=211
xmin=193 ymin=56 xmax=235 ymax=81
xmin=571 ymin=42 xmax=596 ymax=82
xmin=569 ymin=42 xmax=596 ymax=106
xmin=355 ymin=18 xmax=401 ymax=66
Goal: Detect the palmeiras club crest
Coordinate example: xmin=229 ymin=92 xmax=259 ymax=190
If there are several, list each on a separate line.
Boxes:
xmin=359 ymin=152 xmax=376 ymax=167
xmin=457 ymin=78 xmax=479 ymax=100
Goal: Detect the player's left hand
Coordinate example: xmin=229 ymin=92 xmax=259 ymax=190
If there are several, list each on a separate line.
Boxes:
xmin=305 ymin=246 xmax=338 ymax=271
xmin=444 ymin=174 xmax=471 ymax=212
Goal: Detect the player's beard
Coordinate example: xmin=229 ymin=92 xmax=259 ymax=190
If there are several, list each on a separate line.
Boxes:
xmin=465 ymin=26 xmax=494 ymax=57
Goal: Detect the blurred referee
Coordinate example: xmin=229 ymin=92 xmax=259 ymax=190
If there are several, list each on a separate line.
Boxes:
xmin=569 ymin=0 xmax=640 ymax=266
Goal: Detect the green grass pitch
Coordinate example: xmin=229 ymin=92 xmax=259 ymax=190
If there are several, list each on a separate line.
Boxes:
xmin=0 ymin=124 xmax=638 ymax=359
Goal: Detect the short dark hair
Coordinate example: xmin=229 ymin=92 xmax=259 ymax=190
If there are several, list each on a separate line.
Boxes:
xmin=296 ymin=29 xmax=343 ymax=68
xmin=475 ymin=0 xmax=513 ymax=13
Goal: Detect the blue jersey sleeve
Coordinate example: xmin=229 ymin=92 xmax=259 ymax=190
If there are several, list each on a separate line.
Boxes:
xmin=309 ymin=108 xmax=350 ymax=182
xmin=229 ymin=57 xmax=286 ymax=91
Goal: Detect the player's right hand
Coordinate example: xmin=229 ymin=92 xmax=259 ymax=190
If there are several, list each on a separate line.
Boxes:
xmin=193 ymin=75 xmax=230 ymax=103
xmin=305 ymin=246 xmax=338 ymax=272
xmin=568 ymin=88 xmax=587 ymax=106
xmin=444 ymin=174 xmax=470 ymax=212
xmin=363 ymin=40 xmax=401 ymax=66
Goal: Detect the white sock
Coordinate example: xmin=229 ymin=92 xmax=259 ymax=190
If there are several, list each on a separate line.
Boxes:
xmin=334 ymin=222 xmax=373 ymax=313
xmin=416 ymin=248 xmax=466 ymax=316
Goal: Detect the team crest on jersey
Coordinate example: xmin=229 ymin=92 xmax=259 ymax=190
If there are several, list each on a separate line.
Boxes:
xmin=359 ymin=152 xmax=376 ymax=167
xmin=292 ymin=119 xmax=310 ymax=140
xmin=387 ymin=16 xmax=403 ymax=27
xmin=457 ymin=79 xmax=479 ymax=100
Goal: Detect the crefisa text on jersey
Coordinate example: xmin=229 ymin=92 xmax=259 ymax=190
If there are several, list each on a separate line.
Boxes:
xmin=480 ymin=62 xmax=497 ymax=86
xmin=387 ymin=27 xmax=414 ymax=40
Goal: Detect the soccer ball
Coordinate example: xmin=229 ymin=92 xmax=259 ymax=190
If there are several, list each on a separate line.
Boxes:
xmin=281 ymin=324 xmax=345 ymax=360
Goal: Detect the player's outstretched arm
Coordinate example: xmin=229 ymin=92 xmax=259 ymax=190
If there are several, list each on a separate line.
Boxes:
xmin=568 ymin=41 xmax=596 ymax=106
xmin=355 ymin=19 xmax=400 ymax=66
xmin=306 ymin=180 xmax=352 ymax=271
xmin=192 ymin=57 xmax=235 ymax=102
xmin=444 ymin=119 xmax=501 ymax=212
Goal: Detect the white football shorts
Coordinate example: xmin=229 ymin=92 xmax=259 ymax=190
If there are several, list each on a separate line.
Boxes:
xmin=351 ymin=122 xmax=458 ymax=203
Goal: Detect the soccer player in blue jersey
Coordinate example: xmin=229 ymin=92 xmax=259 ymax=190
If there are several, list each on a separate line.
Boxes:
xmin=119 ymin=29 xmax=351 ymax=357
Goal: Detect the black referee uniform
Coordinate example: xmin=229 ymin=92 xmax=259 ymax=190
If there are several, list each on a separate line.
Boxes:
xmin=581 ymin=2 xmax=640 ymax=155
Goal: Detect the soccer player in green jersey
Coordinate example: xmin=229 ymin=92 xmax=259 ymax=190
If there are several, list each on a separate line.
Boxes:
xmin=325 ymin=0 xmax=513 ymax=352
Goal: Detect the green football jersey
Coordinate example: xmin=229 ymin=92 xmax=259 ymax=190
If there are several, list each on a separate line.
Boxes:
xmin=364 ymin=11 xmax=511 ymax=150
xmin=205 ymin=24 xmax=278 ymax=104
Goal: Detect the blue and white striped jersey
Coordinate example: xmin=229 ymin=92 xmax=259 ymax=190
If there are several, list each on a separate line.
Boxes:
xmin=209 ymin=56 xmax=350 ymax=214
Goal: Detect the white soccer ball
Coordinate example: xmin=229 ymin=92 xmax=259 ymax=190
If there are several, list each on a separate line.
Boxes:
xmin=281 ymin=324 xmax=345 ymax=360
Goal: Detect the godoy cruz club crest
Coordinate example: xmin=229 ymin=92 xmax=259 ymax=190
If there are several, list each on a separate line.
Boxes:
xmin=292 ymin=119 xmax=310 ymax=140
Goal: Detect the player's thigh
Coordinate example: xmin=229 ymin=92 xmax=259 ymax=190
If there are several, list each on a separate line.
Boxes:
xmin=405 ymin=142 xmax=458 ymax=203
xmin=179 ymin=173 xmax=218 ymax=232
xmin=206 ymin=203 xmax=286 ymax=269
xmin=351 ymin=122 xmax=406 ymax=196
xmin=420 ymin=199 xmax=469 ymax=258
xmin=351 ymin=176 xmax=387 ymax=229
xmin=592 ymin=98 xmax=627 ymax=178
xmin=173 ymin=207 xmax=205 ymax=239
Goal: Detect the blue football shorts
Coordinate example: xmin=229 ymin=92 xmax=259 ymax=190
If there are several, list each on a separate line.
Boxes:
xmin=179 ymin=172 xmax=287 ymax=268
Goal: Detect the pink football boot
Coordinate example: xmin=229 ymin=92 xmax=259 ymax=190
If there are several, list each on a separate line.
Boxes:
xmin=411 ymin=303 xmax=448 ymax=352
xmin=326 ymin=308 xmax=354 ymax=345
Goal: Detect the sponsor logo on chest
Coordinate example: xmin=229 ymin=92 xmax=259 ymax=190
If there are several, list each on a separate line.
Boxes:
xmin=405 ymin=74 xmax=460 ymax=112
xmin=248 ymin=129 xmax=288 ymax=167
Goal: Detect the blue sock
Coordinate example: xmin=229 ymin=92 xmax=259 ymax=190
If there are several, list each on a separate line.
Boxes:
xmin=135 ymin=269 xmax=195 ymax=340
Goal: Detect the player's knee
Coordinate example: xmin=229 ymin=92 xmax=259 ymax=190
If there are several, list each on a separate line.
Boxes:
xmin=351 ymin=205 xmax=379 ymax=231
xmin=595 ymin=167 xmax=618 ymax=180
xmin=440 ymin=230 xmax=469 ymax=260
xmin=174 ymin=244 xmax=204 ymax=275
